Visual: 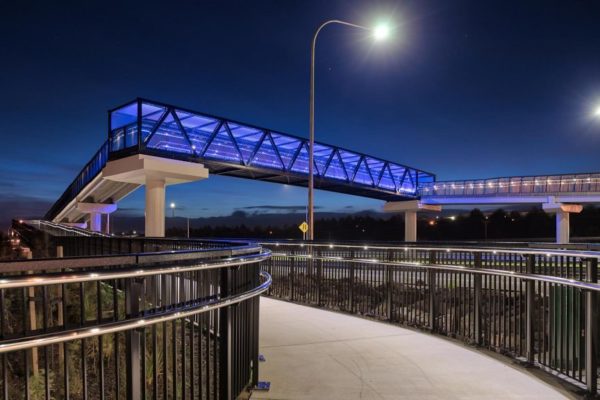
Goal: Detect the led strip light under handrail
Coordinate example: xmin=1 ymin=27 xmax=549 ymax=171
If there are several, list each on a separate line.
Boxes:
xmin=271 ymin=252 xmax=600 ymax=291
xmin=0 ymin=250 xmax=271 ymax=290
xmin=262 ymin=242 xmax=600 ymax=260
xmin=0 ymin=271 xmax=271 ymax=354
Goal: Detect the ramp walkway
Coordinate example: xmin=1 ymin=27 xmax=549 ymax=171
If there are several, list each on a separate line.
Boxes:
xmin=256 ymin=297 xmax=568 ymax=400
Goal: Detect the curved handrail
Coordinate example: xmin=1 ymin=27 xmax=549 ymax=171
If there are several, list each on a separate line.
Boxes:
xmin=0 ymin=271 xmax=271 ymax=353
xmin=272 ymin=252 xmax=600 ymax=292
xmin=0 ymin=242 xmax=264 ymax=273
xmin=0 ymin=250 xmax=271 ymax=289
xmin=263 ymin=241 xmax=600 ymax=260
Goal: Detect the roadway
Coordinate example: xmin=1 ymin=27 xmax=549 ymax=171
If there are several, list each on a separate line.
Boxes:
xmin=256 ymin=297 xmax=568 ymax=400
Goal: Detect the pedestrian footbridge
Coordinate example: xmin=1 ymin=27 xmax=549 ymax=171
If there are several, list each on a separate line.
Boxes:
xmin=45 ymin=98 xmax=434 ymax=236
xmin=44 ymin=98 xmax=600 ymax=243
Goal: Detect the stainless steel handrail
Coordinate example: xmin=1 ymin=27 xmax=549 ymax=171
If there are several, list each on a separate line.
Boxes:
xmin=263 ymin=241 xmax=600 ymax=259
xmin=0 ymin=250 xmax=271 ymax=289
xmin=273 ymin=252 xmax=600 ymax=292
xmin=0 ymin=271 xmax=271 ymax=354
xmin=0 ymin=243 xmax=264 ymax=273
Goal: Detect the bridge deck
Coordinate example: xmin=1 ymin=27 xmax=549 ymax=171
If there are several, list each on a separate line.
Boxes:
xmin=257 ymin=297 xmax=567 ymax=400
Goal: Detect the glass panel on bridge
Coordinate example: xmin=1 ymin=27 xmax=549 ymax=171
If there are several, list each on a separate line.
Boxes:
xmin=396 ymin=169 xmax=417 ymax=193
xmin=110 ymin=128 xmax=125 ymax=152
xmin=313 ymin=144 xmax=333 ymax=176
xmin=110 ymin=102 xmax=138 ymax=152
xmin=204 ymin=124 xmax=242 ymax=162
xmin=250 ymin=133 xmax=285 ymax=169
xmin=228 ymin=123 xmax=264 ymax=164
xmin=354 ymin=158 xmax=374 ymax=186
xmin=365 ymin=157 xmax=384 ymax=183
xmin=111 ymin=102 xmax=137 ymax=130
xmin=146 ymin=112 xmax=193 ymax=155
xmin=175 ymin=110 xmax=219 ymax=154
xmin=339 ymin=150 xmax=361 ymax=181
xmin=271 ymin=133 xmax=300 ymax=169
xmin=141 ymin=103 xmax=167 ymax=143
xmin=290 ymin=143 xmax=311 ymax=174
xmin=379 ymin=165 xmax=396 ymax=190
xmin=324 ymin=151 xmax=348 ymax=181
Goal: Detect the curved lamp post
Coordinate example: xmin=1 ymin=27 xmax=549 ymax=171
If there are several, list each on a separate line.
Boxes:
xmin=308 ymin=20 xmax=391 ymax=240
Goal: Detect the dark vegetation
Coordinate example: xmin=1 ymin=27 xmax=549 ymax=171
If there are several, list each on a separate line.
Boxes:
xmin=167 ymin=206 xmax=600 ymax=242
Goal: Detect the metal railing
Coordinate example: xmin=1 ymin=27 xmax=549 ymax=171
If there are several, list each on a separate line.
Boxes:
xmin=0 ymin=239 xmax=271 ymax=400
xmin=418 ymin=172 xmax=600 ymax=197
xmin=44 ymin=141 xmax=110 ymax=221
xmin=262 ymin=241 xmax=600 ymax=395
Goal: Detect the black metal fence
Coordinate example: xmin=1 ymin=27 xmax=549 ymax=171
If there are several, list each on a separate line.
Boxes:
xmin=0 ymin=239 xmax=271 ymax=400
xmin=262 ymin=242 xmax=600 ymax=395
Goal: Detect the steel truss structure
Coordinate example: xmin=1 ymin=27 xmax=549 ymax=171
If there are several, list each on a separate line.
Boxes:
xmin=109 ymin=99 xmax=434 ymax=200
xmin=45 ymin=98 xmax=434 ymax=221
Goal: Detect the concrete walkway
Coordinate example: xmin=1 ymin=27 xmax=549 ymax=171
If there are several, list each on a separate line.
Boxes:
xmin=255 ymin=297 xmax=568 ymax=400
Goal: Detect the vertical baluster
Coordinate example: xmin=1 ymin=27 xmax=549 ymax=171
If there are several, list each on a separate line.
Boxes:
xmin=125 ymin=277 xmax=144 ymax=400
xmin=585 ymin=258 xmax=597 ymax=393
xmin=525 ymin=255 xmax=535 ymax=364
xmin=429 ymin=251 xmax=437 ymax=332
xmin=474 ymin=253 xmax=482 ymax=346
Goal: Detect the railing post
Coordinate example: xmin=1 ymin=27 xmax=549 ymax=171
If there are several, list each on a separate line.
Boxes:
xmin=387 ymin=249 xmax=393 ymax=321
xmin=125 ymin=277 xmax=144 ymax=400
xmin=525 ymin=254 xmax=535 ymax=364
xmin=349 ymin=249 xmax=355 ymax=313
xmin=585 ymin=258 xmax=598 ymax=394
xmin=219 ymin=266 xmax=233 ymax=400
xmin=473 ymin=252 xmax=482 ymax=345
xmin=428 ymin=251 xmax=437 ymax=331
xmin=268 ymin=256 xmax=273 ymax=296
xmin=316 ymin=256 xmax=322 ymax=307
xmin=289 ymin=250 xmax=295 ymax=301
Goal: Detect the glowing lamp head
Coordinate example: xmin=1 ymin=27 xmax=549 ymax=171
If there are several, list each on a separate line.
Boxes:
xmin=373 ymin=24 xmax=391 ymax=41
xmin=170 ymin=202 xmax=176 ymax=209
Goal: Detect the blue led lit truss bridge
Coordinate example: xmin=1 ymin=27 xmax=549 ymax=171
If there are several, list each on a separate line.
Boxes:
xmin=45 ymin=98 xmax=435 ymax=221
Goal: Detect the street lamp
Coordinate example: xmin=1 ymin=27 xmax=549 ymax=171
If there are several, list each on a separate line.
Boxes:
xmin=170 ymin=202 xmax=176 ymax=218
xmin=308 ymin=20 xmax=391 ymax=240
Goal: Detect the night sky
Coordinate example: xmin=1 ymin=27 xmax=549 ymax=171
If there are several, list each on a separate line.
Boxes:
xmin=1 ymin=0 xmax=600 ymax=226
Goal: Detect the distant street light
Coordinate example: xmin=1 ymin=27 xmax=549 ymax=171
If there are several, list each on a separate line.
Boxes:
xmin=170 ymin=202 xmax=176 ymax=218
xmin=308 ymin=20 xmax=392 ymax=240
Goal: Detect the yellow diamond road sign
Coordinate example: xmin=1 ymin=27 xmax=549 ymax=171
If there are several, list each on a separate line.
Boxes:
xmin=298 ymin=222 xmax=309 ymax=233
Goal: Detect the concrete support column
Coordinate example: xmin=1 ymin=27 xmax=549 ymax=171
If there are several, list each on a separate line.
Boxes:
xmin=145 ymin=178 xmax=166 ymax=237
xmin=556 ymin=210 xmax=570 ymax=245
xmin=89 ymin=212 xmax=102 ymax=232
xmin=384 ymin=200 xmax=441 ymax=243
xmin=405 ymin=210 xmax=417 ymax=242
xmin=103 ymin=154 xmax=209 ymax=238
xmin=77 ymin=202 xmax=117 ymax=233
xmin=542 ymin=202 xmax=582 ymax=244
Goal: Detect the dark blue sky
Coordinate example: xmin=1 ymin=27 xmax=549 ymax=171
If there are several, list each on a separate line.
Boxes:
xmin=1 ymin=0 xmax=599 ymax=223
